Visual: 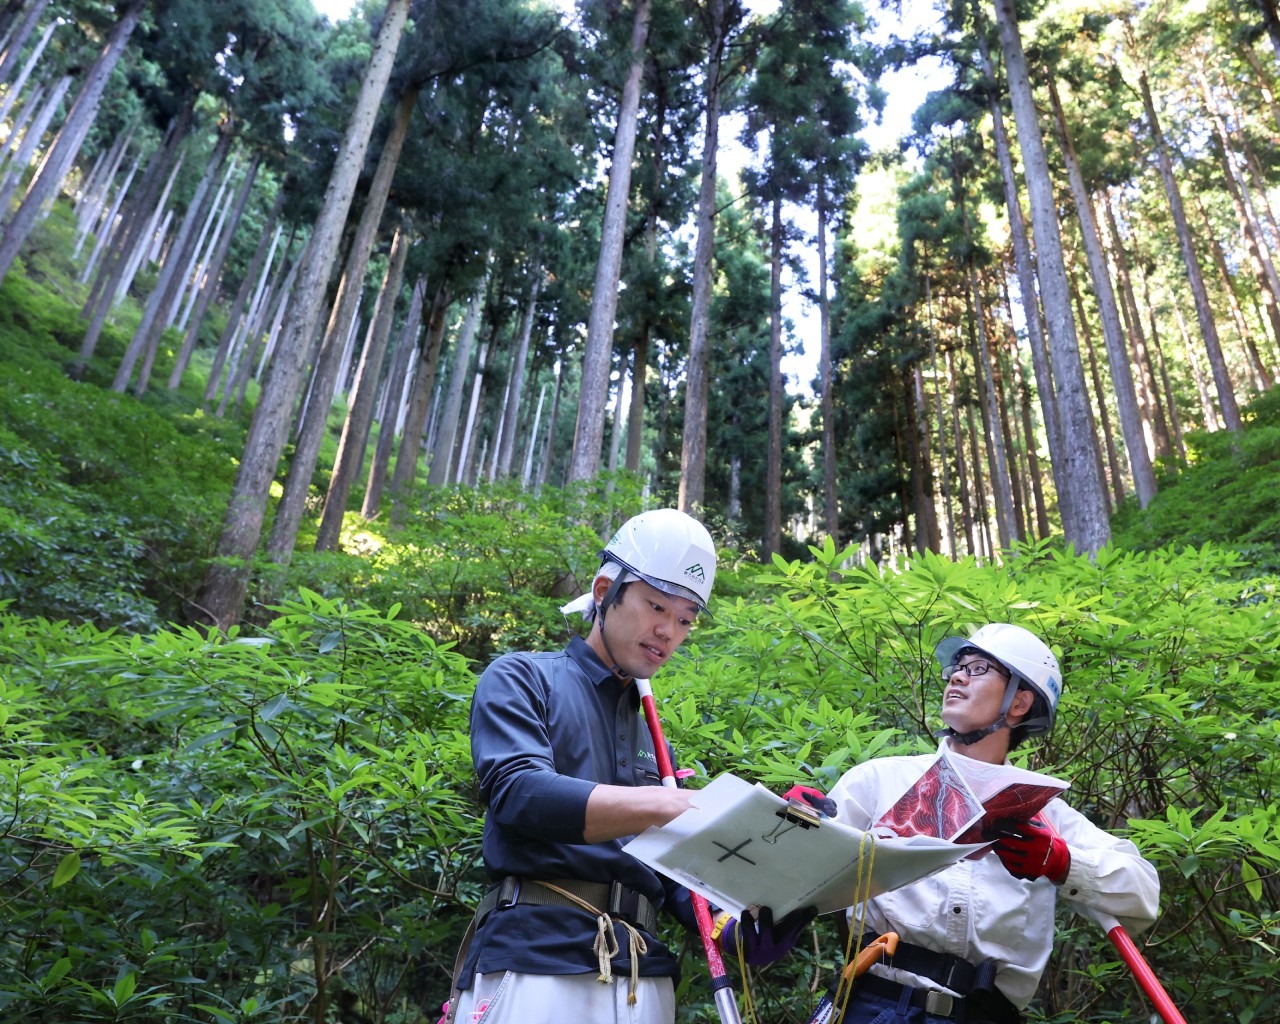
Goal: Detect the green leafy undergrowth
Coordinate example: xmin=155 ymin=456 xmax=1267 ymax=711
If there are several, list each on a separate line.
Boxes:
xmin=1112 ymin=388 xmax=1280 ymax=570
xmin=656 ymin=540 xmax=1280 ymax=1023
xmin=0 ymin=277 xmax=244 ymax=627
xmin=3 ymin=513 xmax=1279 ymax=1020
xmin=0 ymin=593 xmax=478 ymax=1023
xmin=275 ymin=475 xmax=701 ymax=663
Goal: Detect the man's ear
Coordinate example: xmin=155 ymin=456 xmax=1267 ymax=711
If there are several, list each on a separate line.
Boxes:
xmin=591 ymin=573 xmax=612 ymax=604
xmin=1007 ymin=687 xmax=1036 ymax=723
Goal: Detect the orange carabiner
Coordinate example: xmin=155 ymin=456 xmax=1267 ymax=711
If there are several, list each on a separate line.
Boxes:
xmin=842 ymin=931 xmax=900 ymax=981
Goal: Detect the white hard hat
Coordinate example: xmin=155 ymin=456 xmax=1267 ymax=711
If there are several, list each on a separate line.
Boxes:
xmin=934 ymin=622 xmax=1062 ymax=736
xmin=601 ymin=508 xmax=716 ymax=611
xmin=560 ymin=508 xmax=717 ymax=620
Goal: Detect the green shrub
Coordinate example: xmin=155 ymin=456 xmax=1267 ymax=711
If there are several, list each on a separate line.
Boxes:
xmin=1112 ymin=389 xmax=1280 ymax=570
xmin=0 ymin=594 xmax=478 ymax=1023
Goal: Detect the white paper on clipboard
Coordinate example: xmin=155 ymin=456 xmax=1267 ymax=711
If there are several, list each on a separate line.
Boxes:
xmin=623 ymin=772 xmax=987 ymax=919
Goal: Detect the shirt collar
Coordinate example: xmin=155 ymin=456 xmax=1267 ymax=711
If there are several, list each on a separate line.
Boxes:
xmin=567 ymin=635 xmax=639 ymax=704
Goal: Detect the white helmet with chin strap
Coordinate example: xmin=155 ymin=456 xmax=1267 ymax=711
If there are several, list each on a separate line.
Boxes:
xmin=559 ymin=507 xmax=716 ymax=613
xmin=598 ymin=508 xmax=716 ymax=612
xmin=560 ymin=508 xmax=716 ymax=679
xmin=934 ymin=622 xmax=1062 ymax=744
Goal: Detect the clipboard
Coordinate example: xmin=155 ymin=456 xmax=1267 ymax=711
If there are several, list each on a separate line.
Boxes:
xmin=622 ymin=772 xmax=988 ymax=919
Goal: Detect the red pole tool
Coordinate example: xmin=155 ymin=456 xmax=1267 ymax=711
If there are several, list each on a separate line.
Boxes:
xmin=635 ymin=677 xmax=743 ymax=1024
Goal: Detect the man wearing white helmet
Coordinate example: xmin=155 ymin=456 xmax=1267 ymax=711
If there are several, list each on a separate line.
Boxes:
xmin=816 ymin=623 xmax=1160 ymax=1024
xmin=450 ymin=509 xmax=800 ymax=1024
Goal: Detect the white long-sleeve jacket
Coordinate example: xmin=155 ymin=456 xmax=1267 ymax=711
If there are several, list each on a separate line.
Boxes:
xmin=828 ymin=743 xmax=1161 ymax=1009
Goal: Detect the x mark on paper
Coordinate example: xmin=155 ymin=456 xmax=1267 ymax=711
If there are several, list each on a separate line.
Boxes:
xmin=713 ymin=838 xmax=757 ymax=865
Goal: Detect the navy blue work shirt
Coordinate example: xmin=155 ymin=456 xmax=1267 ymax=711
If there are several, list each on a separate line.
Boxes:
xmin=459 ymin=635 xmax=694 ymax=986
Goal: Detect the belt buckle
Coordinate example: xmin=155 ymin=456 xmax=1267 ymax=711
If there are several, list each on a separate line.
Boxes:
xmin=608 ymin=880 xmax=639 ymax=922
xmin=497 ymin=876 xmax=521 ymax=908
xmin=924 ymin=990 xmax=955 ymax=1017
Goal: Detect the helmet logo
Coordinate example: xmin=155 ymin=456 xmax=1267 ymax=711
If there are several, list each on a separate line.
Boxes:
xmin=684 ymin=563 xmax=706 ymax=583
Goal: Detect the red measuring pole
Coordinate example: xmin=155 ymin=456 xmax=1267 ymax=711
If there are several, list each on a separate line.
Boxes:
xmin=1036 ymin=820 xmax=1186 ymax=1024
xmin=1091 ymin=910 xmax=1188 ymax=1024
xmin=635 ymin=677 xmax=742 ymax=1024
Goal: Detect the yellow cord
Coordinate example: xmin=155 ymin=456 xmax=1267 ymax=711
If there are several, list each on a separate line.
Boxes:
xmin=830 ymin=831 xmax=877 ymax=1021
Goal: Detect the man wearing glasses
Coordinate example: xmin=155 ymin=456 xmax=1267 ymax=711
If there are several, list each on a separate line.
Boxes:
xmin=816 ymin=623 xmax=1159 ymax=1024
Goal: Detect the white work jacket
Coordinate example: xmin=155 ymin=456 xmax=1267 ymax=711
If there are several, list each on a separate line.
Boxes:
xmin=828 ymin=743 xmax=1161 ymax=1009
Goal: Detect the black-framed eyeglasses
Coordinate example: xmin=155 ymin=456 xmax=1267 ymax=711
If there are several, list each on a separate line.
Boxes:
xmin=941 ymin=659 xmax=1009 ymax=684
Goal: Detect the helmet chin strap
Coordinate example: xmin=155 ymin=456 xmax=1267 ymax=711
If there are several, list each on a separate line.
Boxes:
xmin=939 ymin=676 xmax=1021 ymax=746
xmin=596 ymin=572 xmax=633 ymax=681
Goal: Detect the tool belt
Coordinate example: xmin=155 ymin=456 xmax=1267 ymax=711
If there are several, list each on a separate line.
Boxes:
xmin=443 ymin=877 xmax=659 ymax=1024
xmin=849 ymin=933 xmax=1021 ymax=1024
xmin=475 ymin=876 xmax=659 ymax=935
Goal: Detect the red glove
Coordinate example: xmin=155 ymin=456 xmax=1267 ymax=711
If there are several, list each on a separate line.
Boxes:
xmin=782 ymin=784 xmax=837 ymax=818
xmin=991 ymin=818 xmax=1071 ymax=883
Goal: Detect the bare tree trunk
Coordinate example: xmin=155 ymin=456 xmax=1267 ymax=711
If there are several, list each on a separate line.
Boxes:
xmin=497 ymin=266 xmax=542 ymax=477
xmin=1174 ymin=299 xmax=1220 ymax=430
xmin=169 ymin=155 xmax=260 ymax=389
xmin=539 ymin=358 xmax=565 ymax=490
xmin=1136 ymin=66 xmax=1240 ymax=431
xmin=991 ymin=0 xmax=1110 ymax=552
xmin=0 ymin=71 xmax=69 ymax=231
xmin=569 ymin=0 xmax=651 ymax=481
xmin=1144 ymin=296 xmax=1186 ymax=460
xmin=170 ymin=154 xmax=238 ymax=331
xmin=1069 ymin=264 xmax=1123 ymax=512
xmin=113 ymin=131 xmax=233 ymax=394
xmin=1196 ymin=67 xmax=1280 ymax=355
xmin=204 ymin=194 xmax=284 ymax=401
xmin=910 ymin=360 xmax=941 ymax=552
xmin=1013 ymin=341 xmax=1049 ymax=538
xmin=362 ymin=277 xmax=424 ymax=517
xmin=0 ymin=0 xmax=51 ymax=87
xmin=989 ymin=299 xmax=1028 ymax=542
xmin=0 ymin=77 xmax=45 ymax=171
xmin=1100 ymin=191 xmax=1171 ymax=459
xmin=964 ymin=385 xmax=994 ymax=561
xmin=816 ymin=181 xmax=839 ymax=547
xmin=0 ymin=0 xmax=144 ymax=283
xmin=386 ymin=282 xmax=451 ymax=517
xmin=427 ymin=283 xmax=485 ymax=487
xmin=679 ymin=0 xmax=732 ymax=512
xmin=764 ymin=195 xmax=784 ymax=561
xmin=625 ymin=88 xmax=668 ymax=477
xmin=0 ymin=14 xmax=60 ymax=132
xmin=210 ymin=224 xmax=287 ymax=407
xmin=455 ymin=337 xmax=491 ymax=486
xmin=196 ymin=0 xmax=411 ymax=630
xmin=975 ymin=25 xmax=1070 ymax=531
xmin=945 ymin=348 xmax=976 ymax=557
xmin=113 ymin=146 xmax=186 ymax=306
xmin=1196 ymin=194 xmax=1265 ymax=390
xmin=966 ymin=260 xmax=1016 ymax=549
xmin=1046 ymin=77 xmax=1157 ymax=508
xmin=315 ymin=222 xmax=409 ymax=550
xmin=606 ymin=355 xmax=629 ymax=478
xmin=75 ymin=124 xmax=130 ymax=245
xmin=521 ymin=381 xmax=548 ymax=489
xmin=266 ymin=89 xmax=417 ymax=562
xmin=79 ymin=147 xmax=138 ymax=276
xmin=224 ymin=255 xmax=297 ymax=415
xmin=925 ymin=277 xmax=956 ymax=554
